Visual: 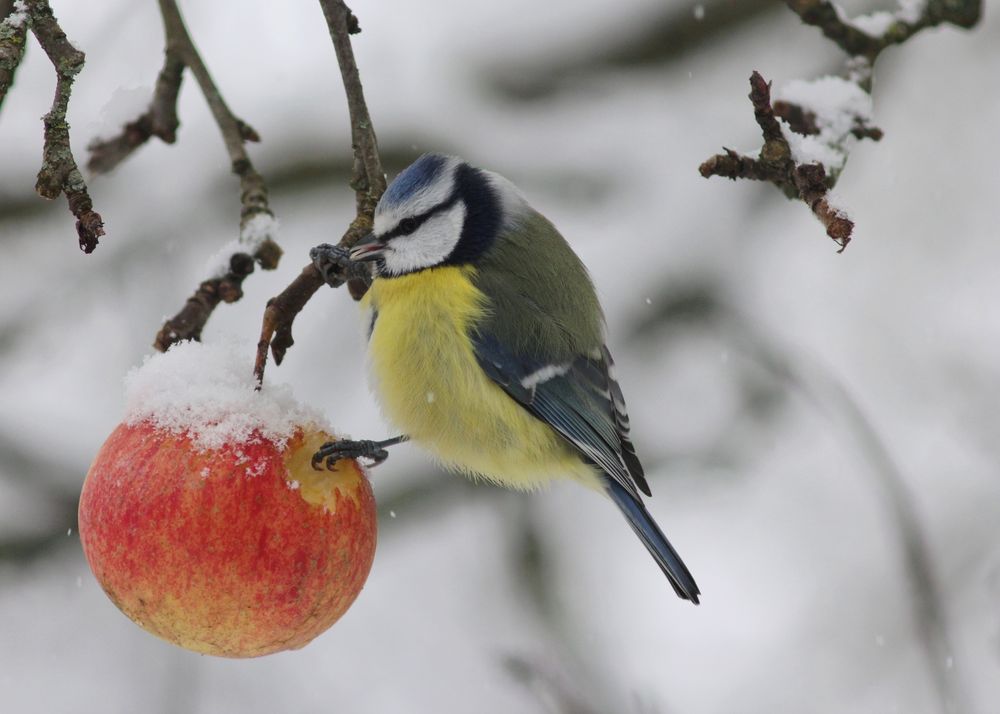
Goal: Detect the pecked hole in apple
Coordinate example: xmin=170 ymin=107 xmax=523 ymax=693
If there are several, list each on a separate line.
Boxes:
xmin=78 ymin=337 xmax=378 ymax=658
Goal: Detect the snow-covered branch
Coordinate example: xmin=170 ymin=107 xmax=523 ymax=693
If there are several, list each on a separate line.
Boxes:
xmin=145 ymin=0 xmax=283 ymax=352
xmin=787 ymin=0 xmax=981 ymax=65
xmin=85 ymin=48 xmax=184 ymax=174
xmin=700 ymin=0 xmax=983 ymax=250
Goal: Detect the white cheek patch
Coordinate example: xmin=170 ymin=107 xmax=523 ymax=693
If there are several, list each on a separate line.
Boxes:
xmin=374 ymin=158 xmax=461 ymax=235
xmin=382 ymin=202 xmax=467 ymax=275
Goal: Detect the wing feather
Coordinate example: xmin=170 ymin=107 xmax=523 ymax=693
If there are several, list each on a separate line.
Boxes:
xmin=472 ymin=332 xmax=649 ymax=498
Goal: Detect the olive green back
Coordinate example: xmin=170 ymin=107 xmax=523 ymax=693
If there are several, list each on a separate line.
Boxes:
xmin=473 ymin=209 xmax=604 ymax=361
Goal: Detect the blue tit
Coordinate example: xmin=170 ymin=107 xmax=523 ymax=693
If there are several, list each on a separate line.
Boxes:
xmin=312 ymin=153 xmax=700 ymax=603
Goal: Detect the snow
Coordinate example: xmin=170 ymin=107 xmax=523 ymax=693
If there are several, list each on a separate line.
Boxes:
xmin=87 ymin=86 xmax=153 ymax=144
xmin=842 ymin=0 xmax=926 ymax=39
xmin=3 ymin=0 xmax=1000 ymax=712
xmin=240 ymin=211 xmax=280 ymax=245
xmin=203 ymin=213 xmax=280 ymax=278
xmin=774 ymin=75 xmax=873 ymax=173
xmin=123 ymin=337 xmax=329 ymax=451
xmin=2 ymin=0 xmax=28 ymax=29
xmin=899 ymin=0 xmax=928 ymax=23
xmin=849 ymin=11 xmax=897 ymax=37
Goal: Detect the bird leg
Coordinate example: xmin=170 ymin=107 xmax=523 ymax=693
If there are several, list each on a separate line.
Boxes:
xmin=311 ymin=435 xmax=410 ymax=471
xmin=309 ymin=243 xmax=373 ymax=289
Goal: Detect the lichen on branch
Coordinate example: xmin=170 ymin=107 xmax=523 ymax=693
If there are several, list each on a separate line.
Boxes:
xmin=0 ymin=1 xmax=29 ymax=110
xmin=10 ymin=0 xmax=106 ymax=252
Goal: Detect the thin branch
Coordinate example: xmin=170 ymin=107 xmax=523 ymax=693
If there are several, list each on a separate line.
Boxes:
xmin=0 ymin=0 xmax=28 ymax=110
xmin=150 ymin=0 xmax=282 ymax=352
xmin=86 ymin=49 xmax=184 ymax=174
xmin=701 ymin=1 xmax=982 ymax=249
xmin=254 ymin=0 xmax=385 ymax=386
xmin=22 ymin=0 xmax=105 ymax=252
xmin=786 ymin=0 xmax=981 ymax=64
xmin=700 ymin=72 xmax=854 ymax=250
xmin=153 ymin=253 xmax=257 ymax=351
xmin=157 ymin=0 xmax=268 ymax=227
xmin=319 ymin=0 xmax=386 ymax=217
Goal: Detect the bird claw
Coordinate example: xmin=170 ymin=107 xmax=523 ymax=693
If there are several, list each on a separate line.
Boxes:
xmin=310 ymin=243 xmax=372 ymax=288
xmin=311 ymin=438 xmax=390 ymax=470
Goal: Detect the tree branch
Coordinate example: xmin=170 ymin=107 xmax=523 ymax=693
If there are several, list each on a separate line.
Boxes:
xmin=254 ymin=0 xmax=385 ymax=386
xmin=21 ymin=0 xmax=105 ymax=252
xmin=86 ymin=48 xmax=184 ymax=174
xmin=700 ymin=72 xmax=854 ymax=250
xmin=150 ymin=0 xmax=282 ymax=352
xmin=700 ymin=1 xmax=982 ymax=250
xmin=786 ymin=0 xmax=981 ymax=64
xmin=0 ymin=0 xmax=28 ymax=111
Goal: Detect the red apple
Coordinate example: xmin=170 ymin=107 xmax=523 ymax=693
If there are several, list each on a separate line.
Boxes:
xmin=78 ymin=421 xmax=376 ymax=657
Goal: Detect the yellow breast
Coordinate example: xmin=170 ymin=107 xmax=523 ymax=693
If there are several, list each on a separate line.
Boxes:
xmin=362 ymin=266 xmax=593 ymax=490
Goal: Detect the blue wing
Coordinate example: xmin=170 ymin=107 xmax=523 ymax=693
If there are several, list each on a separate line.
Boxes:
xmin=473 ymin=332 xmax=700 ymax=603
xmin=473 ymin=332 xmax=648 ymax=498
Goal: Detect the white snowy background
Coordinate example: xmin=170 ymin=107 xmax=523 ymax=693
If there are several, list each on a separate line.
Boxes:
xmin=1 ymin=1 xmax=999 ymax=712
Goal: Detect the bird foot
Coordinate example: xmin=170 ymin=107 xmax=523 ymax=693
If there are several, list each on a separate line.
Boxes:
xmin=311 ymin=438 xmax=390 ymax=470
xmin=310 ymin=243 xmax=372 ymax=289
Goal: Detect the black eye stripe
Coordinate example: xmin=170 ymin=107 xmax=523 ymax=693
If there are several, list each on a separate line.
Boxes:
xmin=383 ymin=190 xmax=461 ymax=239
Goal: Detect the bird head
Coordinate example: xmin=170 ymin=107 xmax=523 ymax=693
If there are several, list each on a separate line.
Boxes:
xmin=350 ymin=153 xmax=516 ymax=276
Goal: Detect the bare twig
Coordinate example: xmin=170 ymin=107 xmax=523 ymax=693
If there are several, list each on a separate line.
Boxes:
xmin=318 ymin=0 xmax=386 ymax=218
xmin=700 ymin=72 xmax=854 ymax=250
xmin=153 ymin=253 xmax=258 ymax=352
xmin=254 ymin=0 xmax=385 ymax=386
xmin=701 ymin=1 xmax=982 ymax=249
xmin=150 ymin=0 xmax=282 ymax=352
xmin=20 ymin=0 xmax=105 ymax=252
xmin=86 ymin=49 xmax=184 ymax=174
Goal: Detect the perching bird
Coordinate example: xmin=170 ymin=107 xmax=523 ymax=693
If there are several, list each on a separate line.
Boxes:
xmin=310 ymin=153 xmax=700 ymax=603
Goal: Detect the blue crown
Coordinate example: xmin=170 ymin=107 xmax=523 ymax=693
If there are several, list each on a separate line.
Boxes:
xmin=381 ymin=153 xmax=450 ymax=209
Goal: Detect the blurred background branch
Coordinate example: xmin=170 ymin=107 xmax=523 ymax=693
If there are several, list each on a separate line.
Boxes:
xmin=629 ymin=284 xmax=967 ymax=714
xmin=786 ymin=0 xmax=982 ymax=65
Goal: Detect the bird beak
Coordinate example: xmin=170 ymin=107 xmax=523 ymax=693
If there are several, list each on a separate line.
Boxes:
xmin=349 ymin=233 xmax=387 ymax=262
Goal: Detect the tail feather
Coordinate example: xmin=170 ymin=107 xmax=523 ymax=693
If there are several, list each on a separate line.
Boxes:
xmin=606 ymin=479 xmax=700 ymax=604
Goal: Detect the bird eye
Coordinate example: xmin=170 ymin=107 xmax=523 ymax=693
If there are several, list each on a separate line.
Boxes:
xmin=396 ymin=217 xmax=419 ymax=235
